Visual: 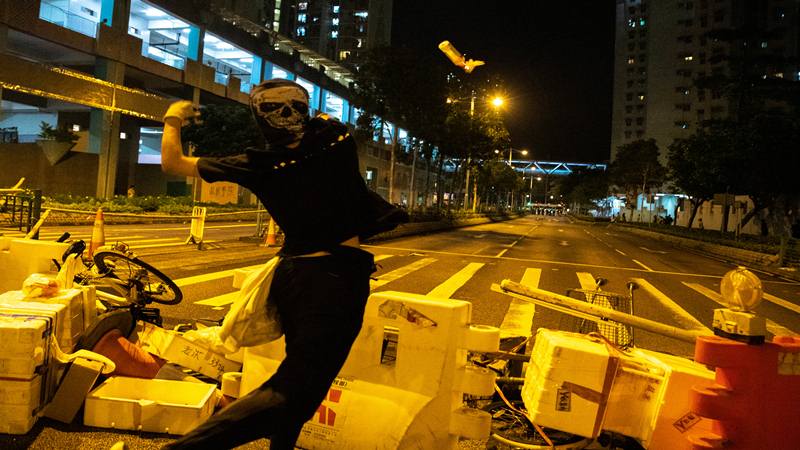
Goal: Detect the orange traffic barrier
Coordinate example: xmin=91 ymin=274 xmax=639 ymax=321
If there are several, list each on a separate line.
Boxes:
xmin=89 ymin=207 xmax=105 ymax=257
xmin=92 ymin=329 xmax=165 ymax=378
xmin=264 ymin=217 xmax=278 ymax=247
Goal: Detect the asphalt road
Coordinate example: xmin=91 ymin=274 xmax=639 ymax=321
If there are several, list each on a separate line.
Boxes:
xmin=2 ymin=216 xmax=798 ymax=449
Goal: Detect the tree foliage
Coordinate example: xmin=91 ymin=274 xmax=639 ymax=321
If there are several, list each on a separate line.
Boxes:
xmin=182 ymin=103 xmax=263 ymax=156
xmin=610 ymin=138 xmax=665 ymax=200
xmin=557 ymin=170 xmax=609 ymax=206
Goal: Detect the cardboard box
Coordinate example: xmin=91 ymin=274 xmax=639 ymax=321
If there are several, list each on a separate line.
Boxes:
xmin=138 ymin=323 xmax=241 ymax=381
xmin=83 ymin=376 xmax=217 ymax=435
xmin=44 ymin=357 xmax=105 ymax=423
xmin=0 ymin=375 xmax=42 ymax=434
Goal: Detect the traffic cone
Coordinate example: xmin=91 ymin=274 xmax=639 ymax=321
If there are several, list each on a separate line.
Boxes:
xmin=264 ymin=217 xmax=278 ymax=247
xmin=89 ymin=207 xmax=105 ymax=257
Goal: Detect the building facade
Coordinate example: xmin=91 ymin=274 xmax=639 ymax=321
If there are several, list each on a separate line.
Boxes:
xmin=610 ymin=0 xmax=800 ymax=163
xmin=0 ymin=0 xmax=433 ymax=207
xmin=277 ymin=0 xmax=393 ymax=71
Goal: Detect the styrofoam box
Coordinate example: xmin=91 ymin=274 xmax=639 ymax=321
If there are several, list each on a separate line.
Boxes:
xmin=0 ymin=375 xmax=42 ymax=434
xmin=0 ymin=295 xmax=72 ymax=351
xmin=522 ymin=329 xmax=613 ymax=438
xmin=138 ymin=323 xmax=241 ymax=381
xmin=0 ymin=313 xmax=51 ymax=379
xmin=84 ymin=377 xmax=217 ymax=435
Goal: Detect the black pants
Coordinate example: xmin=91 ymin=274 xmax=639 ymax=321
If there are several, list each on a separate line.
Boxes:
xmin=163 ymin=246 xmax=374 ymax=449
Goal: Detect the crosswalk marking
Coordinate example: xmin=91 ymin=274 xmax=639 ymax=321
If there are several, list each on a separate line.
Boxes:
xmin=426 ymin=263 xmax=484 ymax=299
xmin=178 ymin=264 xmax=264 ymax=288
xmin=374 ymin=254 xmax=394 ymax=262
xmin=763 ymin=293 xmax=800 ymax=315
xmin=632 ymin=259 xmax=654 ymax=271
xmin=633 ymin=278 xmax=710 ymax=332
xmin=193 ymin=291 xmax=240 ymax=307
xmin=370 ymin=258 xmax=437 ymax=289
xmin=500 ymin=268 xmax=541 ymax=339
xmin=683 ymin=282 xmax=798 ymax=337
xmin=577 ymin=272 xmax=597 ymax=290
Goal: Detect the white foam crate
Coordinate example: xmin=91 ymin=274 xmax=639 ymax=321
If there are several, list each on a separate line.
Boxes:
xmin=522 ymin=329 xmax=613 ymax=438
xmin=84 ymin=377 xmax=217 ymax=435
xmin=0 ymin=313 xmax=50 ymax=379
xmin=0 ymin=375 xmax=42 ymax=434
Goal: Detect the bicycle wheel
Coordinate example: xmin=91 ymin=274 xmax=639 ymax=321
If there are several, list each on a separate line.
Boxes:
xmin=484 ymin=401 xmax=590 ymax=450
xmin=93 ymin=251 xmax=183 ymax=305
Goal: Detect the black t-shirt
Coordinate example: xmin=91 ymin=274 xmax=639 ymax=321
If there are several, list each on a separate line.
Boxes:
xmin=197 ymin=116 xmax=407 ymax=255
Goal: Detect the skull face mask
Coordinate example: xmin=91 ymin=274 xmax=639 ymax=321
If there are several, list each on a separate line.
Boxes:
xmin=250 ymin=80 xmax=310 ymax=148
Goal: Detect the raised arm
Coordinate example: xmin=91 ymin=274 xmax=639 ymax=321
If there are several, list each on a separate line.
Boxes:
xmin=161 ymin=100 xmax=200 ymax=178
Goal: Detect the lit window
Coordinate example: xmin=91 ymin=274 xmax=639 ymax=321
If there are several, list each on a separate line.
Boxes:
xmin=639 ymin=18 xmax=646 ymax=26
xmin=72 ymin=124 xmax=81 ymax=132
xmin=355 ymin=11 xmax=368 ymax=18
xmin=774 ymin=72 xmax=783 ymax=78
xmin=356 ymin=38 xmax=363 ymax=48
xmin=331 ymin=30 xmax=338 ymax=38
xmin=297 ymin=26 xmax=306 ymax=36
xmin=638 ymin=94 xmax=646 ymax=101
xmin=684 ymin=55 xmax=693 ymax=61
xmin=332 ymin=18 xmax=339 ymax=26
xmin=627 ymin=57 xmax=635 ymax=64
xmin=333 ymin=5 xmax=340 ymax=13
xmin=298 ymin=13 xmax=306 ymax=23
xmin=628 ymin=18 xmax=636 ymax=28
xmin=339 ymin=50 xmax=350 ymax=60
xmin=760 ymin=41 xmax=768 ymax=48
xmin=299 ymin=2 xmax=307 ymax=10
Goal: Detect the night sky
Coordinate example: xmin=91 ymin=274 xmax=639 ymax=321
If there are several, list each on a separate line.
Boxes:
xmin=392 ymin=1 xmax=616 ymax=163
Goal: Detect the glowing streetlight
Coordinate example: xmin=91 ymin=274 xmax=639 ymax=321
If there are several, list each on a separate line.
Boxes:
xmin=491 ymin=96 xmax=505 ymax=108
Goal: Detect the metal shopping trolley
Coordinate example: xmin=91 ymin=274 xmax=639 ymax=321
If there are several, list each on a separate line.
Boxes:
xmin=562 ymin=278 xmax=638 ymax=348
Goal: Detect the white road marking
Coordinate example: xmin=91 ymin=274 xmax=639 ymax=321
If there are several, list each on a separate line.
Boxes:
xmin=129 ymin=240 xmax=218 ymax=249
xmin=632 ymin=278 xmax=710 ymax=332
xmin=374 ymin=254 xmax=394 ymax=262
xmin=496 ymin=249 xmax=509 ymax=257
xmin=683 ymin=282 xmax=798 ymax=336
xmin=615 ymin=249 xmax=627 ymax=256
xmin=639 ymin=247 xmax=668 ymax=254
xmin=194 ymin=291 xmax=240 ymax=307
xmin=559 ymin=241 xmax=569 ymax=246
xmin=763 ymin=292 xmax=800 ymax=316
xmin=370 ymin=258 xmax=437 ymax=289
xmin=576 ymin=272 xmax=598 ymax=290
xmin=632 ymin=259 xmax=654 ymax=271
xmin=500 ymin=268 xmax=541 ymax=339
xmin=426 ymin=262 xmax=485 ymax=299
xmin=177 ymin=264 xmax=264 ymax=287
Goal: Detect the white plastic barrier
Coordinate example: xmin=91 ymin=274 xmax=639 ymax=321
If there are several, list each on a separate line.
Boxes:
xmin=0 ymin=238 xmax=69 ymax=292
xmin=240 ymin=290 xmax=499 ymax=449
xmin=185 ymin=207 xmax=206 ymax=248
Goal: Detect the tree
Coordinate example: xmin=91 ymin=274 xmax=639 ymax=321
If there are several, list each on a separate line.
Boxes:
xmin=557 ymin=170 xmax=609 ymax=214
xmin=667 ymin=124 xmax=738 ymax=228
xmin=610 ymin=139 xmax=665 ymax=208
xmin=476 ymin=160 xmax=520 ymax=209
xmin=181 ymin=103 xmax=262 ymax=156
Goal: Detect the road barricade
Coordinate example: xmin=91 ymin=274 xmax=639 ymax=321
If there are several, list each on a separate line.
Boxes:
xmin=185 ymin=206 xmax=206 ymax=249
xmin=239 ymin=290 xmax=500 ymax=449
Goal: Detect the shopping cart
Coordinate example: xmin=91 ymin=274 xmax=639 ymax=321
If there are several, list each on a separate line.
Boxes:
xmin=562 ymin=278 xmax=638 ymax=348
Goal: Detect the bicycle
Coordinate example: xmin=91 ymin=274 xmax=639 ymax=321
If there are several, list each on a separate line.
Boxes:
xmin=53 ymin=233 xmax=182 ymax=346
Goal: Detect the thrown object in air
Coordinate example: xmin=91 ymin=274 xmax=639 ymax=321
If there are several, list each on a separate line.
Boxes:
xmin=438 ymin=41 xmax=485 ymax=74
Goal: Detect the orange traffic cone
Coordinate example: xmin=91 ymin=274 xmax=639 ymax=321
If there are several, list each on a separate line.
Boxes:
xmin=264 ymin=217 xmax=278 ymax=247
xmin=89 ymin=207 xmax=105 ymax=257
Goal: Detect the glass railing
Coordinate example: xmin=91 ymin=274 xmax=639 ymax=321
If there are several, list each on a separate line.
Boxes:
xmin=144 ymin=45 xmax=186 ymax=70
xmin=215 ymin=72 xmax=228 ymax=86
xmin=39 ymin=2 xmax=98 ymax=38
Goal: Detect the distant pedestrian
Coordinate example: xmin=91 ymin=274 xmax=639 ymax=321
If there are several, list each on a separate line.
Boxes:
xmin=127 ymin=185 xmax=136 ymax=198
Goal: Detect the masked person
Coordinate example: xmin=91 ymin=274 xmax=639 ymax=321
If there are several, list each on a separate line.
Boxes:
xmin=158 ymin=79 xmax=407 ymax=449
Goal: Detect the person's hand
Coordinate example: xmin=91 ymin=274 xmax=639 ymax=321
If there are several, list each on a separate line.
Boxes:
xmin=163 ymin=100 xmax=199 ymax=126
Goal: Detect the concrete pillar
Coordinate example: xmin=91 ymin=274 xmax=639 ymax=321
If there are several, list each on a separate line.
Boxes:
xmin=90 ymin=59 xmax=125 ymax=199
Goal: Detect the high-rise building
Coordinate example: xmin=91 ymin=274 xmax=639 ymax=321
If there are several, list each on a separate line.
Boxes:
xmin=610 ymin=0 xmax=799 ymax=163
xmin=277 ymin=0 xmax=393 ymax=70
